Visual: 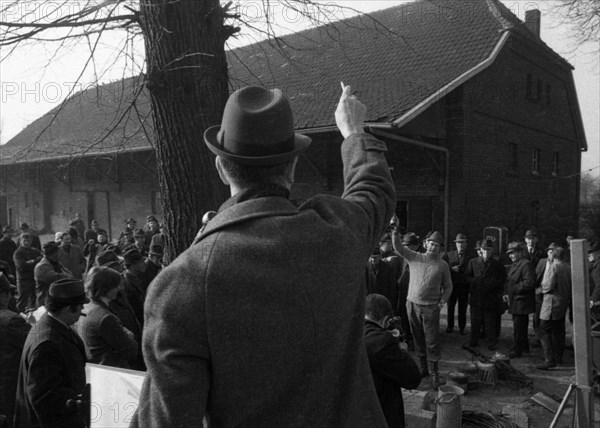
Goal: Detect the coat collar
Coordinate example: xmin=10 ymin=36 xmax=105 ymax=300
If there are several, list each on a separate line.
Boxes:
xmin=192 ymin=186 xmax=298 ymax=246
xmin=41 ymin=312 xmax=85 ymax=353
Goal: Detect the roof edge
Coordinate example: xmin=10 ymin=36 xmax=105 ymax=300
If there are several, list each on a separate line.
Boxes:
xmin=392 ymin=30 xmax=510 ymax=127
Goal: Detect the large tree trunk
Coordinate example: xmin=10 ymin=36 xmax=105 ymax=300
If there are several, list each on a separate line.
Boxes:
xmin=140 ymin=0 xmax=229 ymax=262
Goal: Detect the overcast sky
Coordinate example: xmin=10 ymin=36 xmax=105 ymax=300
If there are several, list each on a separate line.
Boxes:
xmin=0 ymin=0 xmax=598 ymax=177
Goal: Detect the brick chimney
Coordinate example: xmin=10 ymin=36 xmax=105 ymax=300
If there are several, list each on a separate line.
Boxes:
xmin=525 ymin=9 xmax=541 ymax=38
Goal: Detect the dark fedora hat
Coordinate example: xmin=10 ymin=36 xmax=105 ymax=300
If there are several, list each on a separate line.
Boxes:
xmin=20 ymin=222 xmax=30 ymax=230
xmin=95 ymin=250 xmax=119 ymax=267
xmin=589 ymin=241 xmax=600 ymax=253
xmin=402 ymin=233 xmax=420 ymax=246
xmin=126 ymin=217 xmax=136 ymax=224
xmin=480 ymin=239 xmax=494 ymax=250
xmin=146 ymin=215 xmax=158 ymax=223
xmin=545 ymin=242 xmax=563 ymax=251
xmin=506 ymin=241 xmax=525 ymax=254
xmin=133 ymin=228 xmax=146 ymax=238
xmin=204 ymin=86 xmax=312 ymax=166
xmin=49 ymin=278 xmax=89 ymax=305
xmin=123 ymin=248 xmax=144 ymax=265
xmin=525 ymin=229 xmax=537 ymax=238
xmin=453 ymin=233 xmax=468 ymax=243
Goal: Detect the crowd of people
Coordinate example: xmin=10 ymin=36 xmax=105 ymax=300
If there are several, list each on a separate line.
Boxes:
xmin=0 ymin=214 xmax=166 ymax=427
xmin=0 ymin=84 xmax=599 ymax=428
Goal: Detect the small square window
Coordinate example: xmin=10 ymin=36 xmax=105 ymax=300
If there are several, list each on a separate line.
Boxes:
xmin=532 ymin=148 xmax=541 ymax=175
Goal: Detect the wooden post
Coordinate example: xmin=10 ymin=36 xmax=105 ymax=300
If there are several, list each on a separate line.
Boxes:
xmin=570 ymin=239 xmax=594 ymax=428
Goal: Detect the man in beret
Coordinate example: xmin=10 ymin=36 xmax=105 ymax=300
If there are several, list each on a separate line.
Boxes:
xmin=34 ymin=242 xmax=72 ymax=309
xmin=391 ymin=230 xmax=452 ymax=389
xmin=0 ymin=273 xmax=31 ymax=426
xmin=503 ymin=242 xmax=536 ymax=358
xmin=465 ymin=239 xmax=507 ymax=350
xmin=132 ymin=85 xmax=395 ymax=427
xmin=537 ymin=243 xmax=571 ymax=369
xmin=13 ymin=234 xmax=43 ymax=313
xmin=14 ymin=278 xmax=88 ymax=428
xmin=0 ymin=226 xmax=17 ymax=277
xmin=443 ymin=233 xmax=473 ymax=335
xmin=17 ymin=223 xmax=41 ymax=252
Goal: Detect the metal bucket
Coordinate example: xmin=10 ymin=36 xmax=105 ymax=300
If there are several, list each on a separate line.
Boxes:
xmin=436 ymin=385 xmax=464 ymax=428
xmin=446 ymin=371 xmax=468 ymax=393
xmin=477 ymin=361 xmax=497 ymax=386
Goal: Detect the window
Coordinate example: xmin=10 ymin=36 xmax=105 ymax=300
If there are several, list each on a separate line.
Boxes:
xmin=532 ymin=148 xmax=541 ymax=175
xmin=526 ymin=74 xmax=534 ymax=100
xmin=509 ymin=143 xmax=518 ymax=174
xmin=553 ymin=152 xmax=559 ymax=176
xmin=546 ymin=84 xmax=552 ymax=105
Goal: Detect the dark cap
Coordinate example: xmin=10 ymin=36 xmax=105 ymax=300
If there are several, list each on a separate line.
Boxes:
xmin=148 ymin=245 xmax=163 ymax=257
xmin=49 ymin=278 xmax=89 ymax=305
xmin=134 ymin=228 xmax=146 ymax=238
xmin=506 ymin=241 xmax=525 ymax=254
xmin=123 ymin=248 xmax=144 ymax=265
xmin=0 ymin=273 xmax=16 ymax=293
xmin=525 ymin=229 xmax=537 ymax=238
xmin=453 ymin=233 xmax=468 ymax=243
xmin=474 ymin=240 xmax=483 ymax=250
xmin=95 ymin=250 xmax=119 ymax=267
xmin=97 ymin=230 xmax=108 ymax=237
xmin=545 ymin=242 xmax=563 ymax=251
xmin=146 ymin=215 xmax=158 ymax=223
xmin=402 ymin=233 xmax=420 ymax=246
xmin=126 ymin=217 xmax=136 ymax=224
xmin=43 ymin=241 xmax=60 ymax=255
xmin=20 ymin=222 xmax=30 ymax=230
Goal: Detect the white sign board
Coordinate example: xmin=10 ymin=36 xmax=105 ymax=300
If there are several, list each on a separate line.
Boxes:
xmin=86 ymin=363 xmax=145 ymax=428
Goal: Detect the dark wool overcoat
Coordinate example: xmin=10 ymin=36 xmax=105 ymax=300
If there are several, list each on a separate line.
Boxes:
xmin=13 ymin=313 xmax=87 ymax=428
xmin=78 ymin=301 xmax=138 ymax=369
xmin=131 ymin=134 xmax=396 ymax=428
xmin=443 ymin=249 xmax=473 ymax=295
xmin=0 ymin=305 xmax=31 ymax=425
xmin=364 ymin=320 xmax=420 ymax=428
xmin=506 ymin=258 xmax=536 ymax=314
xmin=465 ymin=256 xmax=507 ymax=312
xmin=366 ymin=257 xmax=402 ymax=314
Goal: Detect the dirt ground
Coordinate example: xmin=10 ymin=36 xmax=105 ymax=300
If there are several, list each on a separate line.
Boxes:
xmin=410 ymin=311 xmax=600 ymax=428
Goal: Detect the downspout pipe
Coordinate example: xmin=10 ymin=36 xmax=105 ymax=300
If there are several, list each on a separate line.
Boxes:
xmin=366 ymin=125 xmax=450 ymax=250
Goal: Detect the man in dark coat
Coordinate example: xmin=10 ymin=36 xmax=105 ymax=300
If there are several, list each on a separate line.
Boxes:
xmin=443 ymin=233 xmax=473 ymax=335
xmin=131 ymin=85 xmax=395 ymax=427
xmin=34 ymin=242 xmax=72 ymax=309
xmin=366 ymin=241 xmax=401 ymax=316
xmin=58 ymin=233 xmax=86 ymax=280
xmin=144 ymin=215 xmax=160 ymax=249
xmin=524 ymin=229 xmax=545 ymax=271
xmin=504 ymin=242 xmax=536 ymax=358
xmin=84 ymin=219 xmax=107 ymax=243
xmin=69 ymin=213 xmax=85 ymax=243
xmin=0 ymin=226 xmax=17 ymax=277
xmin=121 ymin=248 xmax=147 ymax=327
xmin=364 ymin=294 xmax=420 ymax=428
xmin=13 ymin=278 xmax=89 ymax=428
xmin=13 ymin=234 xmax=42 ymax=313
xmin=0 ymin=274 xmax=31 ymax=427
xmin=465 ymin=239 xmax=507 ymax=350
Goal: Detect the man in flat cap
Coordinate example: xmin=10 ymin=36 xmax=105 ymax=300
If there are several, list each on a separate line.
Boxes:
xmin=391 ymin=230 xmax=452 ymax=389
xmin=503 ymin=242 xmax=536 ymax=358
xmin=465 ymin=239 xmax=507 ymax=350
xmin=132 ymin=84 xmax=395 ymax=427
xmin=13 ymin=233 xmax=43 ymax=313
xmin=0 ymin=273 xmax=31 ymax=426
xmin=14 ymin=278 xmax=89 ymax=428
xmin=443 ymin=233 xmax=473 ymax=335
xmin=17 ymin=223 xmax=41 ymax=252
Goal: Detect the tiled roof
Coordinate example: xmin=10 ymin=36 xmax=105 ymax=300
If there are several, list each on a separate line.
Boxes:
xmin=0 ymin=0 xmax=572 ymax=163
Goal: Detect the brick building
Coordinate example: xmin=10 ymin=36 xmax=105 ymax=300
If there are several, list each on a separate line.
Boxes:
xmin=0 ymin=0 xmax=587 ymax=248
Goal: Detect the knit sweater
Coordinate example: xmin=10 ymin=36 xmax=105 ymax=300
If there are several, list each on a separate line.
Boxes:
xmin=395 ymin=244 xmax=453 ymax=305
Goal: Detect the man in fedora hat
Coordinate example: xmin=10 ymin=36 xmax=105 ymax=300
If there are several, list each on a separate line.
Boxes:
xmin=465 ymin=239 xmax=507 ymax=350
xmin=0 ymin=273 xmax=31 ymax=426
xmin=14 ymin=278 xmax=89 ymax=428
xmin=34 ymin=242 xmax=73 ymax=309
xmin=503 ymin=242 xmax=536 ymax=358
xmin=536 ymin=243 xmax=571 ymax=369
xmin=524 ymin=229 xmax=544 ymax=268
xmin=131 ymin=84 xmax=395 ymax=427
xmin=391 ymin=230 xmax=452 ymax=389
xmin=443 ymin=233 xmax=473 ymax=335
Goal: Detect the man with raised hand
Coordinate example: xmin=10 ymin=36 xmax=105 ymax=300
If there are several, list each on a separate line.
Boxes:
xmin=131 ymin=84 xmax=396 ymax=427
